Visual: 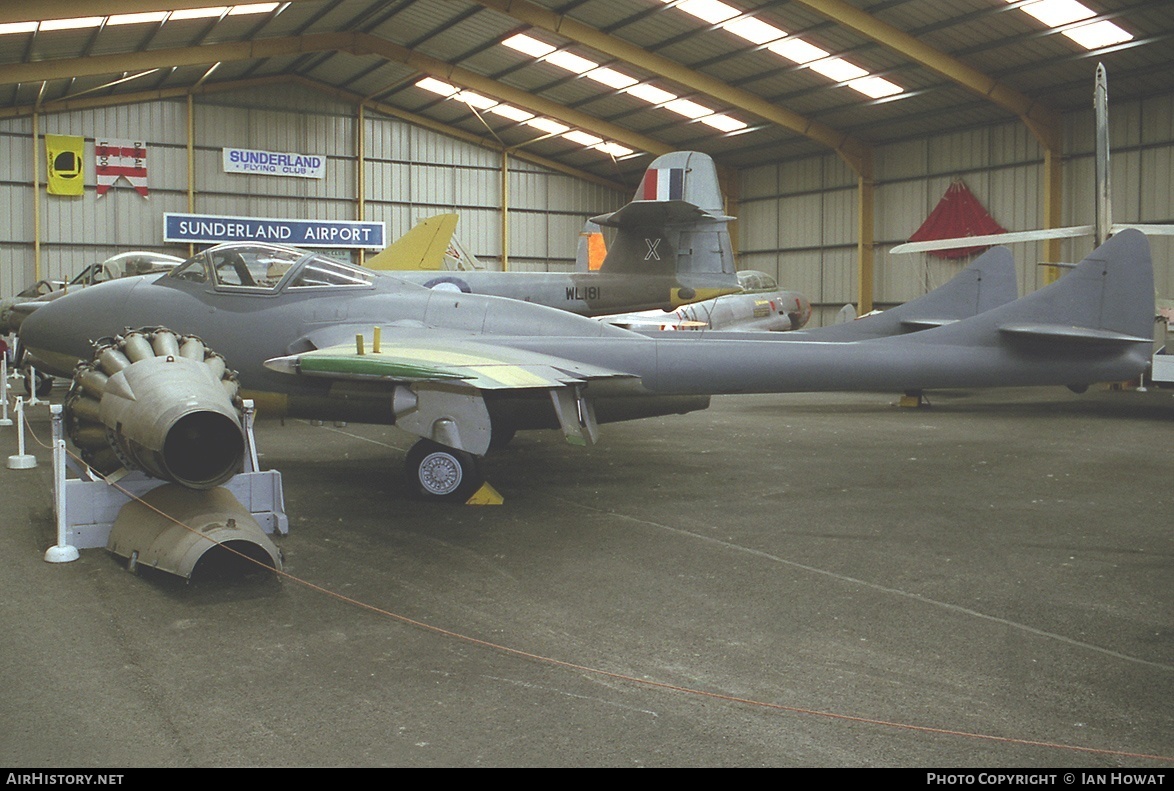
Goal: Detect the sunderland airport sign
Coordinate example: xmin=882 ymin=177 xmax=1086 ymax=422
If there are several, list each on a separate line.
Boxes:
xmin=223 ymin=147 xmax=326 ymax=179
xmin=164 ymin=213 xmax=386 ymax=249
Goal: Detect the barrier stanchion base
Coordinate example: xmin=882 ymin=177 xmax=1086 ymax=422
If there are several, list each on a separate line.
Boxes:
xmin=7 ymin=454 xmax=36 ymax=469
xmin=44 ymin=545 xmax=79 ymax=563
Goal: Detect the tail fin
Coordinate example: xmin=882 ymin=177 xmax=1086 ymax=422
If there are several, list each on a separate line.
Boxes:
xmin=575 ymin=221 xmax=607 ymax=273
xmin=590 ymin=151 xmax=737 ymax=291
xmin=790 ymin=246 xmax=1019 ymax=342
xmin=981 ymin=228 xmax=1154 ymax=347
xmin=365 ymin=214 xmax=459 ymax=271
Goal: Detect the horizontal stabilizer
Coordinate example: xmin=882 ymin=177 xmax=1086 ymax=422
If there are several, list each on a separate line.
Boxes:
xmin=899 ymin=318 xmax=957 ymax=329
xmin=998 ymin=323 xmax=1153 ymax=345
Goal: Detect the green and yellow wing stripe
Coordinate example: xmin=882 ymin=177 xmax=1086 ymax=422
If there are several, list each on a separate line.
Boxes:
xmin=265 ymin=338 xmax=630 ymax=391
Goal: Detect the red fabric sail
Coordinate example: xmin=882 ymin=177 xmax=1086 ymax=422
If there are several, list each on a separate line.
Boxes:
xmin=908 ymin=180 xmax=1006 ymax=259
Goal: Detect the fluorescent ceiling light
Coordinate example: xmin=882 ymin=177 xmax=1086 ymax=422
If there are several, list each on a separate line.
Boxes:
xmin=595 ymin=142 xmax=633 ymax=157
xmin=722 ymin=17 xmax=785 ymax=45
xmin=39 ymin=17 xmax=103 ymax=31
xmin=488 ymin=104 xmax=534 ymax=122
xmin=767 ymin=38 xmax=828 ymax=64
xmin=675 ymin=0 xmax=739 ymax=25
xmin=108 ymin=12 xmax=169 ymax=26
xmin=502 ymin=33 xmax=554 ymax=58
xmin=701 ymin=114 xmax=747 ymax=132
xmin=416 ymin=77 xmax=458 ymax=96
xmin=848 ymin=76 xmax=903 ymax=99
xmin=544 ymin=50 xmax=597 ymax=74
xmin=1016 ymin=0 xmax=1095 ymax=27
xmin=666 ymin=98 xmax=713 ymax=119
xmin=1062 ymin=19 xmax=1133 ymax=49
xmin=625 ymin=83 xmax=676 ymax=105
xmin=586 ymin=67 xmax=638 ymax=90
xmin=564 ymin=130 xmax=603 ymax=146
xmin=809 ymin=58 xmax=868 ymax=82
xmin=526 ymin=117 xmax=570 ymax=135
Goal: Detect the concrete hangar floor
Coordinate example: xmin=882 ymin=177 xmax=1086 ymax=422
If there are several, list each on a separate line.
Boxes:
xmin=0 ymin=386 xmax=1170 ymax=767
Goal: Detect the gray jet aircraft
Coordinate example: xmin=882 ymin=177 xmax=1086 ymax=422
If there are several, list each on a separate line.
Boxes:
xmin=19 ymin=222 xmax=1154 ymax=502
xmin=598 ymin=269 xmax=812 ymax=332
xmin=376 ymin=151 xmax=741 ymax=315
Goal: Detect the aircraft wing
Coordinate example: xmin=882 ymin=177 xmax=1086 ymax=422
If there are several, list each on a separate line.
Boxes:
xmin=265 ymin=333 xmax=638 ymax=453
xmin=266 ymin=335 xmax=634 ymax=390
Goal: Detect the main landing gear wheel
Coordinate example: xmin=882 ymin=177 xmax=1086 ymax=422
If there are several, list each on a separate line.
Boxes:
xmin=23 ymin=368 xmax=52 ymax=398
xmin=405 ymin=439 xmax=485 ymax=502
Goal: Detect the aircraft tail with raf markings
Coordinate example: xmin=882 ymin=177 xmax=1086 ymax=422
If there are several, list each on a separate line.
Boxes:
xmin=591 ymin=150 xmax=737 ymax=296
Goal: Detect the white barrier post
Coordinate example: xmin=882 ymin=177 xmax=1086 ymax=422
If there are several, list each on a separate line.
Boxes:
xmin=44 ymin=405 xmax=78 ymax=563
xmin=0 ymin=356 xmax=11 ymax=427
xmin=7 ymin=396 xmax=36 ymax=469
xmin=25 ymin=364 xmax=41 ymax=407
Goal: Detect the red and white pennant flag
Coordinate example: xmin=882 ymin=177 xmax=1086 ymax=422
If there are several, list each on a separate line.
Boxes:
xmin=95 ymin=138 xmax=148 ymax=198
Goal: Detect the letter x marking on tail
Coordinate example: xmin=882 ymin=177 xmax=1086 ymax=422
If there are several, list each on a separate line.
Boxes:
xmin=645 ymin=238 xmax=661 ymax=261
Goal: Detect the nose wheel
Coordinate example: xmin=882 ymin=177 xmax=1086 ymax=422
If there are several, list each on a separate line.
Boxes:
xmin=404 ymin=439 xmax=485 ymax=502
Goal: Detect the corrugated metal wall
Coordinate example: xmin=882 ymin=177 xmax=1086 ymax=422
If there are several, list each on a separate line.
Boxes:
xmin=3 ymin=82 xmax=1171 ymax=325
xmin=0 ymin=83 xmax=626 ymax=298
xmin=741 ymin=92 xmax=1174 ymax=328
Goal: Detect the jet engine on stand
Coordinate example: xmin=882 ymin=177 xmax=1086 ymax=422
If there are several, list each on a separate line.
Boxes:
xmin=61 ymin=328 xmax=282 ymax=580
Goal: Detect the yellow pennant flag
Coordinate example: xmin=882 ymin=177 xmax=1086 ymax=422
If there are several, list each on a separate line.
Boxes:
xmin=46 ymin=134 xmax=84 ymax=196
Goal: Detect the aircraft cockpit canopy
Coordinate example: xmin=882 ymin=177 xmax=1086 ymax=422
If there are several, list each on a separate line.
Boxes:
xmin=168 ymin=244 xmax=375 ymax=292
xmin=736 ymin=270 xmax=778 ymax=293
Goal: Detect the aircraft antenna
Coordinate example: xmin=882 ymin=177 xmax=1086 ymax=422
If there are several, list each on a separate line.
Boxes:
xmin=1094 ymin=63 xmax=1112 ymax=248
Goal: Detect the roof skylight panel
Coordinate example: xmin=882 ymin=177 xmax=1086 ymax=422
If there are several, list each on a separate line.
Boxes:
xmin=488 ymin=104 xmax=535 ymax=122
xmin=564 ymin=130 xmax=603 ymax=146
xmin=0 ymin=4 xmax=279 ymax=36
xmin=38 ymin=17 xmax=103 ymax=32
xmin=701 ymin=114 xmax=747 ymax=132
xmin=1004 ymin=0 xmax=1133 ymax=51
xmin=624 ymin=83 xmax=676 ymax=104
xmin=525 ymin=117 xmax=570 ymax=135
xmin=499 ymin=31 xmax=748 ymax=134
xmin=1062 ymin=20 xmax=1133 ymax=50
xmin=169 ymin=7 xmax=230 ymax=21
xmin=662 ymin=0 xmax=905 ymax=99
xmin=107 ymin=12 xmax=170 ymax=26
xmin=595 ymin=142 xmax=634 ymax=157
xmin=414 ymin=77 xmax=627 ymax=156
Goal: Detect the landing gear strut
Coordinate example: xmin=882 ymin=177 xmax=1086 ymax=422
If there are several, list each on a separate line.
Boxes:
xmin=404 ymin=439 xmax=485 ymax=502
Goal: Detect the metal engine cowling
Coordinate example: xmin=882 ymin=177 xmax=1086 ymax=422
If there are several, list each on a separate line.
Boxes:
xmin=65 ymin=328 xmax=245 ymax=490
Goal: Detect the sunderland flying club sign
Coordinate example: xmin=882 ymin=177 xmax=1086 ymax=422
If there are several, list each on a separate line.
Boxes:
xmin=223 ymin=147 xmax=327 ymax=179
xmin=165 ymin=213 xmax=385 ymax=249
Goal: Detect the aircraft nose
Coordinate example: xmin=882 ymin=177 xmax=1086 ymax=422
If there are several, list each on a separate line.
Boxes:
xmin=19 ymin=278 xmax=138 ymax=376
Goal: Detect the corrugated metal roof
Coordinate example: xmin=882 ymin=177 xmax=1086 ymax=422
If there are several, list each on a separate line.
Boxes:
xmin=0 ymin=0 xmax=1170 ymax=186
